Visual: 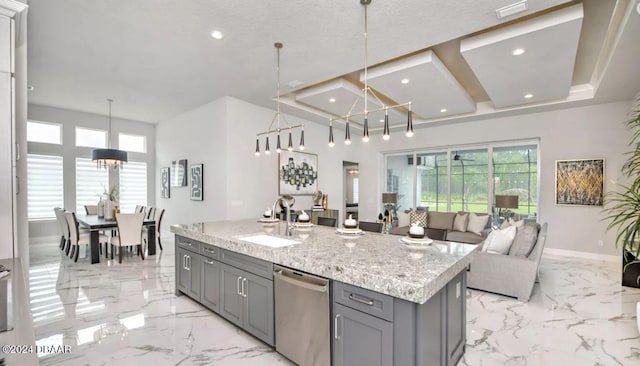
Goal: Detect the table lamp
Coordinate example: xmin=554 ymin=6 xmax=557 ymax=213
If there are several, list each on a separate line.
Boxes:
xmin=495 ymin=195 xmax=519 ymax=220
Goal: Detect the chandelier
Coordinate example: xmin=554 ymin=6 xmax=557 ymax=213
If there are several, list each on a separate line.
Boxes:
xmin=255 ymin=42 xmax=304 ymax=156
xmin=328 ymin=0 xmax=413 ymax=147
xmin=92 ymin=99 xmax=128 ymax=169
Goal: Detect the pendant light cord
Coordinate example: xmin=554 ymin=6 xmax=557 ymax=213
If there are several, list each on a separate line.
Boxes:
xmin=363 ymin=2 xmax=368 ymax=116
xmin=107 ymin=98 xmax=113 ymax=148
xmin=275 ymin=43 xmax=282 ymax=132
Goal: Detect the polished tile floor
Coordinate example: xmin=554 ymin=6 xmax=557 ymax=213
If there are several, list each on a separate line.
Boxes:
xmin=28 ymin=236 xmax=640 ymax=365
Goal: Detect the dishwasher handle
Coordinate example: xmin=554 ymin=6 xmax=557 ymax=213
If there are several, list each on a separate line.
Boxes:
xmin=274 ymin=269 xmax=328 ymax=293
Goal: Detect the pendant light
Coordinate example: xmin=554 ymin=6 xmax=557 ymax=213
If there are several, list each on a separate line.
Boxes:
xmin=92 ymin=99 xmax=128 ymax=169
xmin=255 ymin=43 xmax=304 ymax=156
xmin=328 ymin=0 xmax=413 ymax=144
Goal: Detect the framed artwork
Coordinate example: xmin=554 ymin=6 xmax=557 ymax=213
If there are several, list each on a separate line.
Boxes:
xmin=279 ymin=150 xmax=318 ymax=195
xmin=160 ymin=167 xmax=170 ymax=198
xmin=171 ymin=159 xmax=187 ymax=187
xmin=555 ymin=158 xmax=604 ymax=206
xmin=190 ymin=164 xmax=203 ymax=201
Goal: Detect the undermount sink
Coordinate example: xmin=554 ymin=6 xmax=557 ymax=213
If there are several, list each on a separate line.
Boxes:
xmin=240 ymin=235 xmax=301 ymax=248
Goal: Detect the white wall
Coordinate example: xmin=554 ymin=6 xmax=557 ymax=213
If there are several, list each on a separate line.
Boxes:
xmin=357 ymin=100 xmax=632 ymax=256
xmin=27 ymin=104 xmax=156 ymax=238
xmin=156 ymin=96 xmax=361 ymax=230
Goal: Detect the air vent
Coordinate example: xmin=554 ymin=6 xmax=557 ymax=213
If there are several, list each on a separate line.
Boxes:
xmin=496 ymin=1 xmax=528 ymax=19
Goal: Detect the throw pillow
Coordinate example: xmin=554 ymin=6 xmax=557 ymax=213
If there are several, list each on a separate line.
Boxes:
xmin=467 ymin=213 xmax=489 ymax=235
xmin=453 ymin=213 xmax=469 ymax=232
xmin=397 ymin=211 xmax=410 ymax=228
xmin=409 ymin=210 xmax=427 ymax=227
xmin=484 ymin=225 xmax=517 ymax=255
xmin=509 ymin=224 xmax=539 ymax=257
xmin=499 ymin=219 xmax=524 ymax=230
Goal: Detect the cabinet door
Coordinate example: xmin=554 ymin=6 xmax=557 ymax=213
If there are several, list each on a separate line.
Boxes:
xmin=187 ymin=253 xmax=202 ymax=300
xmin=447 ymin=271 xmax=465 ymax=366
xmin=176 ymin=248 xmax=189 ymax=294
xmin=243 ymin=271 xmax=274 ymax=346
xmin=219 ymin=264 xmax=244 ymax=328
xmin=201 ymin=257 xmax=221 ymax=313
xmin=333 ymin=303 xmax=393 ymax=366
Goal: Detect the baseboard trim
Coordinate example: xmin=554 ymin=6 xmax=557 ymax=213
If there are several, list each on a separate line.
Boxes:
xmin=543 ymin=248 xmax=620 ymax=263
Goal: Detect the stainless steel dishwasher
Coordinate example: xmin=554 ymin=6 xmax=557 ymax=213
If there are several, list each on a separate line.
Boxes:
xmin=274 ymin=265 xmax=330 ymax=366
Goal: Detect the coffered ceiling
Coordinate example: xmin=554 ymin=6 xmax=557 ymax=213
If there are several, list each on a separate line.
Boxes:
xmin=26 ymin=0 xmax=640 ymax=127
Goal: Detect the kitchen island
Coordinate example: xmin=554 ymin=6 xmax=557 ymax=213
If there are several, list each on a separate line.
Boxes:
xmin=171 ymin=219 xmax=479 ymax=366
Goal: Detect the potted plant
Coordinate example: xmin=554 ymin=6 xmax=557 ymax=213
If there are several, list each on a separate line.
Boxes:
xmin=604 ymin=97 xmax=640 ymax=287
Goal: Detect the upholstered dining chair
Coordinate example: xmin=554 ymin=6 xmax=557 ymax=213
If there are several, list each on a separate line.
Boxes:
xmin=317 ymin=217 xmax=337 ymax=227
xmin=65 ymin=211 xmax=108 ymax=262
xmin=54 ymin=208 xmax=69 ymax=252
xmin=143 ymin=208 xmax=165 ymax=251
xmin=358 ymin=221 xmax=383 ymax=233
xmin=110 ymin=213 xmax=145 ymax=264
xmin=84 ymin=205 xmax=98 ymax=215
xmin=134 ymin=205 xmax=145 ymax=214
xmin=145 ymin=207 xmax=156 ymax=221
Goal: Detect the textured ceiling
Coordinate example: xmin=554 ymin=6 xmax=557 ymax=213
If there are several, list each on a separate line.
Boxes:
xmin=25 ymin=0 xmax=636 ymax=126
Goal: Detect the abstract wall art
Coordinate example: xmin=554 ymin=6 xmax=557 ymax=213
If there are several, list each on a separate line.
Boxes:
xmin=161 ymin=167 xmax=170 ymax=198
xmin=279 ymin=151 xmax=318 ymax=196
xmin=171 ymin=159 xmax=187 ymax=187
xmin=190 ymin=164 xmax=203 ymax=201
xmin=555 ymin=158 xmax=604 ymax=206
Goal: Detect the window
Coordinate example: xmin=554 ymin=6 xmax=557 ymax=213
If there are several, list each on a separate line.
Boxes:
xmin=386 ymin=141 xmax=539 ymax=217
xmin=27 ymin=121 xmax=61 ymax=144
xmin=386 ymin=154 xmax=414 ymax=212
xmin=493 ymin=145 xmax=538 ymax=215
xmin=450 ymin=149 xmax=488 ymax=212
xmin=119 ymin=162 xmax=147 ymax=213
xmin=27 ymin=154 xmax=63 ymax=220
xmin=76 ymin=127 xmax=106 ymax=148
xmin=118 ymin=133 xmax=146 ymax=153
xmin=352 ymin=177 xmax=359 ymax=204
xmin=76 ymin=158 xmax=108 ymax=213
xmin=417 ymin=152 xmax=448 ymax=211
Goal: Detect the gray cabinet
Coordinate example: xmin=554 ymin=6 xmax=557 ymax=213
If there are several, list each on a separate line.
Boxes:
xmin=176 ymin=246 xmax=201 ymax=300
xmin=219 ymin=263 xmax=274 ymax=346
xmin=220 ymin=263 xmax=244 ymax=328
xmin=333 ymin=303 xmax=393 ymax=366
xmin=200 ymin=256 xmax=221 ymax=312
xmin=446 ymin=271 xmax=465 ymax=365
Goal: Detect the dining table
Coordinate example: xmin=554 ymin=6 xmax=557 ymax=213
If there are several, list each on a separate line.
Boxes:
xmin=76 ymin=214 xmax=157 ymax=264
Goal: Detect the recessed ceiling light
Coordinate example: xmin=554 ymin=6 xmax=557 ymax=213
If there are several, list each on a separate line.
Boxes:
xmin=329 ymin=98 xmax=336 ymax=103
xmin=524 ymin=93 xmax=533 ymax=99
xmin=401 ymin=78 xmax=410 ymax=84
xmin=210 ymin=30 xmax=224 ymax=40
xmin=512 ymin=48 xmax=525 ymax=56
xmin=440 ymin=108 xmax=447 ymax=113
xmin=379 ymin=119 xmax=384 ymax=123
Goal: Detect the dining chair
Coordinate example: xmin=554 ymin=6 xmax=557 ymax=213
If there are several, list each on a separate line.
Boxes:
xmin=317 ymin=217 xmax=337 ymax=227
xmin=54 ymin=208 xmax=69 ymax=251
xmin=84 ymin=205 xmax=98 ymax=215
xmin=65 ymin=211 xmax=108 ymax=262
xmin=145 ymin=207 xmax=156 ymax=221
xmin=110 ymin=213 xmax=145 ymax=264
xmin=144 ymin=208 xmax=165 ymax=251
xmin=358 ymin=221 xmax=383 ymax=233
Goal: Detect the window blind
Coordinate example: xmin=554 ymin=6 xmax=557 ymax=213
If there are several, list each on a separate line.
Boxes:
xmin=27 ymin=154 xmax=64 ymax=220
xmin=76 ymin=158 xmax=108 ymax=213
xmin=119 ymin=161 xmax=147 ymax=213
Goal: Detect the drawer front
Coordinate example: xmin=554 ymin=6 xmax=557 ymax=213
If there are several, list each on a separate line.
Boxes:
xmin=175 ymin=235 xmax=200 ymax=253
xmin=200 ymin=243 xmax=220 ymax=260
xmin=334 ymin=282 xmax=393 ymax=322
xmin=220 ymin=249 xmax=273 ymax=279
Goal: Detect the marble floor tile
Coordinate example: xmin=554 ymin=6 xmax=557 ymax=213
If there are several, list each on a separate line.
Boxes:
xmin=27 ymin=236 xmax=640 ymax=365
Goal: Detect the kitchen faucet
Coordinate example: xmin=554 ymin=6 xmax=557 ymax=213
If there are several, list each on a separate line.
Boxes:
xmin=271 ymin=196 xmax=294 ymax=236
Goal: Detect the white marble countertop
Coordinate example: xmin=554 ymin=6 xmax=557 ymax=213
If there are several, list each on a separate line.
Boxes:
xmin=171 ymin=219 xmax=480 ymax=304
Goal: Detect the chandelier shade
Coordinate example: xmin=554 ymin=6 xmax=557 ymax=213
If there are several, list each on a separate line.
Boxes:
xmin=92 ymin=99 xmax=128 ymax=169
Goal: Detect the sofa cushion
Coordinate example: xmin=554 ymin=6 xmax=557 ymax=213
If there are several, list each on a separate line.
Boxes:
xmin=509 ymin=223 xmax=539 ymax=257
xmin=446 ymin=230 xmax=483 ymax=244
xmin=428 ymin=212 xmax=455 ymax=230
xmin=409 ymin=210 xmax=428 ymax=227
xmin=482 ymin=225 xmax=517 ymax=254
xmin=453 ymin=213 xmax=469 ymax=232
xmin=397 ymin=211 xmax=410 ymax=228
xmin=467 ymin=213 xmax=490 ymax=235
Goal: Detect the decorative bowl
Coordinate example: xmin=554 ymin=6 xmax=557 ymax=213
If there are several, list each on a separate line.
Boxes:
xmin=298 ymin=218 xmax=310 ymax=223
xmin=344 ymin=223 xmax=358 ymax=229
xmin=408 ymin=232 xmax=426 ymax=239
